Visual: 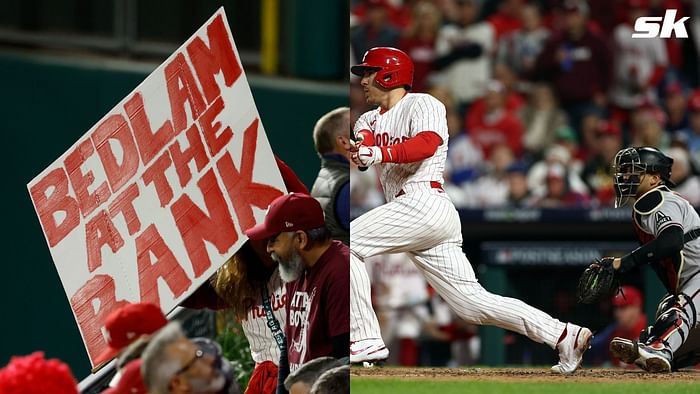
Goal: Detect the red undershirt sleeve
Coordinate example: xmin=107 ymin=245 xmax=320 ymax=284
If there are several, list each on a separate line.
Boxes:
xmin=356 ymin=129 xmax=375 ymax=146
xmin=379 ymin=131 xmax=443 ymax=163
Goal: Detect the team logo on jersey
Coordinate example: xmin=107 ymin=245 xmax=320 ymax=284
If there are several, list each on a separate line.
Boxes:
xmin=655 ymin=211 xmax=671 ymax=227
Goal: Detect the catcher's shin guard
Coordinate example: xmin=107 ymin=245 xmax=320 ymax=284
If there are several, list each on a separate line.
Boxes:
xmin=646 ymin=293 xmax=695 ymax=348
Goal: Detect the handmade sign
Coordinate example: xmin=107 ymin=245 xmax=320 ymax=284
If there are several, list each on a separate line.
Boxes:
xmin=27 ymin=7 xmax=285 ymax=368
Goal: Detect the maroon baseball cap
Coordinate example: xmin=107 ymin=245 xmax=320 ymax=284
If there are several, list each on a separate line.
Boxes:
xmin=102 ymin=359 xmax=147 ymax=394
xmin=96 ymin=303 xmax=167 ymax=364
xmin=245 ymin=193 xmax=325 ymax=240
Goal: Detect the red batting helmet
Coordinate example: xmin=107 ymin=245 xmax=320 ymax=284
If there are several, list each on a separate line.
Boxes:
xmin=351 ymin=47 xmax=414 ymax=90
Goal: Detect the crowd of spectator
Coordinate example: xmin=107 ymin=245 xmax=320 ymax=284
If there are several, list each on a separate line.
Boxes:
xmin=351 ymin=0 xmax=700 ymax=209
xmin=0 ymin=302 xmax=350 ymax=394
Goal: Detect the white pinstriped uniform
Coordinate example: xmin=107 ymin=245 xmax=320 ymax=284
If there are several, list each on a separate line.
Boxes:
xmin=241 ymin=268 xmax=286 ymax=365
xmin=354 ymin=93 xmax=448 ymax=203
xmin=351 ymin=93 xmax=567 ymax=350
xmin=351 ymin=253 xmax=383 ymax=341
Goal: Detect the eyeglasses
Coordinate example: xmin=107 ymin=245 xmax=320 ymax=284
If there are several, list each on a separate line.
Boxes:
xmin=175 ymin=347 xmax=204 ymax=376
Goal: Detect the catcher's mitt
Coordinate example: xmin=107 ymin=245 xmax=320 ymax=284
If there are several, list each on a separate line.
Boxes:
xmin=576 ymin=257 xmax=619 ymax=304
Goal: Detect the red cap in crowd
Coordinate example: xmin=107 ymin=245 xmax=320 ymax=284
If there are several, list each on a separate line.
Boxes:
xmin=102 ymin=359 xmax=147 ymax=394
xmin=635 ymin=104 xmax=667 ymax=125
xmin=96 ymin=303 xmax=167 ymax=364
xmin=596 ymin=120 xmax=621 ymax=137
xmin=689 ymin=89 xmax=700 ymax=112
xmin=612 ymin=286 xmax=643 ymax=307
xmin=0 ymin=352 xmax=78 ymax=394
xmin=245 ymin=193 xmax=325 ymax=240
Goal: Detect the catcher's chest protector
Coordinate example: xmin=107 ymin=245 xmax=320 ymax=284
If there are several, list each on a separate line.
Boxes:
xmin=632 ymin=187 xmax=700 ymax=294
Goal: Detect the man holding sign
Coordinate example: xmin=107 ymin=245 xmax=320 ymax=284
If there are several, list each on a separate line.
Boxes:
xmin=245 ymin=193 xmax=350 ymax=389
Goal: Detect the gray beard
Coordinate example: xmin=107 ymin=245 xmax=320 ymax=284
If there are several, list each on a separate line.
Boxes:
xmin=189 ymin=372 xmax=226 ymax=394
xmin=271 ymin=250 xmax=305 ymax=283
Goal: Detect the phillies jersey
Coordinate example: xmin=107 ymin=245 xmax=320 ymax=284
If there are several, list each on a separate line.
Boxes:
xmin=632 ymin=186 xmax=700 ymax=294
xmin=354 ymin=93 xmax=449 ymax=201
xmin=241 ymin=268 xmax=286 ymax=365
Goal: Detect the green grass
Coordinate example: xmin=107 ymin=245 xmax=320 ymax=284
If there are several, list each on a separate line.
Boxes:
xmin=351 ymin=379 xmax=700 ymax=394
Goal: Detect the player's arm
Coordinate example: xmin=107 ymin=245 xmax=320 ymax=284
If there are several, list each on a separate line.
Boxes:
xmin=352 ymin=132 xmax=442 ymax=166
xmin=354 ymin=97 xmax=447 ymax=167
xmin=614 ymin=224 xmax=684 ymax=272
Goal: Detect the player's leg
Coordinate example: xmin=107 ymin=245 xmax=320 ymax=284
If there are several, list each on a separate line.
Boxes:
xmin=408 ymin=248 xmax=591 ymax=374
xmin=350 ymin=191 xmax=457 ymax=364
xmin=400 ymin=194 xmax=590 ymax=373
xmin=612 ymin=276 xmax=700 ymax=372
xmin=407 ymin=248 xmax=566 ymax=348
xmin=351 ymin=191 xmax=461 ymax=260
xmin=672 ymin=326 xmax=700 ymax=369
xmin=349 ymin=253 xmax=388 ymax=363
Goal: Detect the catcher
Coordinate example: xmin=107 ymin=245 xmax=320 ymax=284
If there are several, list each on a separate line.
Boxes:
xmin=578 ymin=146 xmax=700 ymax=372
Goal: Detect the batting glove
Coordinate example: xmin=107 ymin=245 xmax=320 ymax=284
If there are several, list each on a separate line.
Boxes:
xmin=356 ymin=146 xmax=383 ymax=167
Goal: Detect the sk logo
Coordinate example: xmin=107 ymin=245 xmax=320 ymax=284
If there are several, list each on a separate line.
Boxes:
xmin=632 ymin=10 xmax=690 ymax=38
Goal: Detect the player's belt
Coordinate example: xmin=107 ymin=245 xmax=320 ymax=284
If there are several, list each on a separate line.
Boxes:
xmin=395 ymin=181 xmax=443 ymax=198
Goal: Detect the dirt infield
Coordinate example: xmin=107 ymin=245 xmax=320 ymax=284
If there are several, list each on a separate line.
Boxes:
xmin=352 ymin=366 xmax=700 ymax=383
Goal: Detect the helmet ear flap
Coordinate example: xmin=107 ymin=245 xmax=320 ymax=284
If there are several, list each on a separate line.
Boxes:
xmin=376 ymin=70 xmax=397 ymax=88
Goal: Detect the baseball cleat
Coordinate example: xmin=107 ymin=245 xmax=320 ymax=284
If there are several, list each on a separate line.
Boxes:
xmin=610 ymin=338 xmax=673 ymax=373
xmin=350 ymin=338 xmax=389 ymax=364
xmin=609 ymin=337 xmax=639 ymax=364
xmin=551 ymin=323 xmax=593 ymax=375
xmin=636 ymin=343 xmax=673 ymax=373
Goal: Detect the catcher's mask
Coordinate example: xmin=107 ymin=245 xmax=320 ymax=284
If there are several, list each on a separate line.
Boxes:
xmin=612 ymin=147 xmax=674 ymax=208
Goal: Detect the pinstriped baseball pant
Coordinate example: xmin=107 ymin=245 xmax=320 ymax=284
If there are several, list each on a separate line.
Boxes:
xmin=350 ymin=254 xmax=383 ymax=342
xmin=351 ymin=189 xmax=567 ymax=349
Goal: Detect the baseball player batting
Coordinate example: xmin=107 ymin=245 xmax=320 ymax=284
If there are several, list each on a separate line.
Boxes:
xmin=598 ymin=147 xmax=700 ymax=372
xmin=348 ymin=47 xmax=592 ymax=374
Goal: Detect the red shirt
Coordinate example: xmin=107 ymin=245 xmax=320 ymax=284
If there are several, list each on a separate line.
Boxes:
xmin=465 ymin=104 xmax=524 ymax=159
xmin=285 ymin=241 xmax=349 ymax=370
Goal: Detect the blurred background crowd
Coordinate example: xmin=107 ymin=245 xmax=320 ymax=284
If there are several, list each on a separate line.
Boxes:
xmin=351 ymin=0 xmax=700 ymax=210
xmin=350 ymin=0 xmax=700 ymax=369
